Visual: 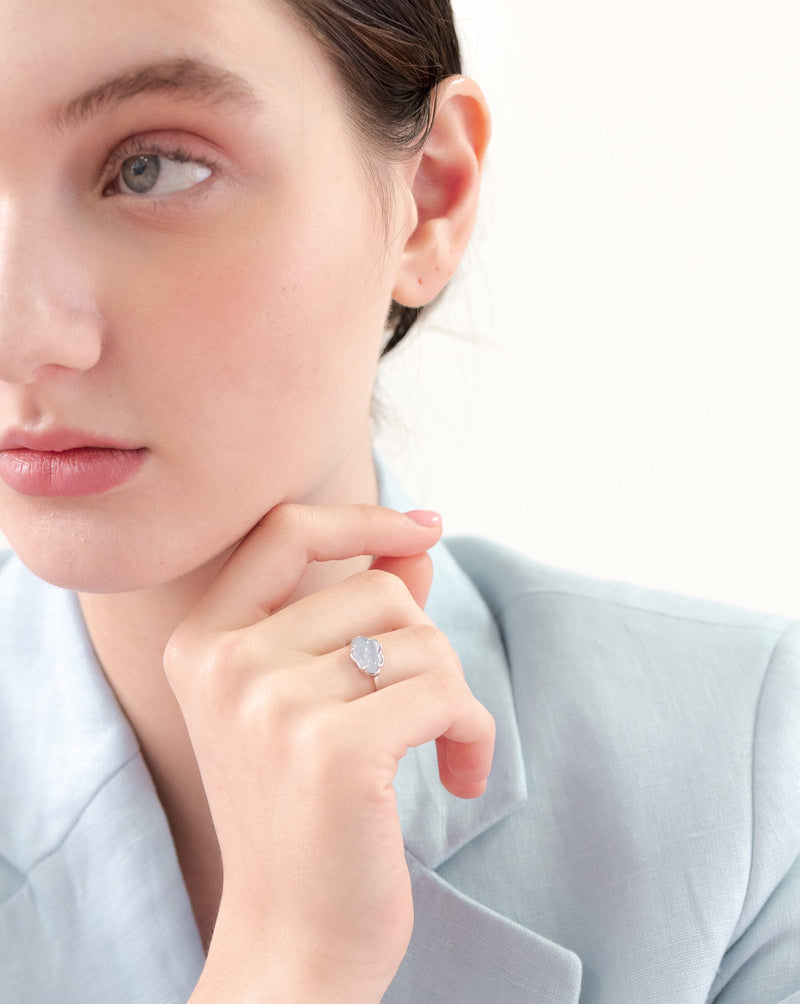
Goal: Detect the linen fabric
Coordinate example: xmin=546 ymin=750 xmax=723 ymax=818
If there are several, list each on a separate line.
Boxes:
xmin=0 ymin=472 xmax=798 ymax=1001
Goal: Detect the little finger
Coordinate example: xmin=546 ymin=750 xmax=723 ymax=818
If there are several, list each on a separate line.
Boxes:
xmin=345 ymin=669 xmax=495 ymax=798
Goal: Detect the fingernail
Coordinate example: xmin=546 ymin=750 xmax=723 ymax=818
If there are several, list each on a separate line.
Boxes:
xmin=405 ymin=509 xmax=442 ymax=528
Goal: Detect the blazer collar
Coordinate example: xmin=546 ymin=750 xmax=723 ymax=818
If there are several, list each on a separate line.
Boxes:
xmin=377 ymin=464 xmax=528 ymax=870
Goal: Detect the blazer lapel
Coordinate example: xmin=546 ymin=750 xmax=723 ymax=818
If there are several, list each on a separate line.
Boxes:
xmin=0 ymin=558 xmax=204 ymax=1001
xmin=377 ymin=457 xmax=530 ymax=867
xmin=386 ymin=853 xmax=582 ymax=1004
xmin=379 ymin=464 xmax=583 ymax=1001
xmin=393 ymin=538 xmax=528 ymax=868
xmin=387 ymin=547 xmax=584 ymax=1001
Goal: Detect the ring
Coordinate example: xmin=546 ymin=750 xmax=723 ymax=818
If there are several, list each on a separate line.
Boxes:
xmin=349 ymin=636 xmax=384 ymax=679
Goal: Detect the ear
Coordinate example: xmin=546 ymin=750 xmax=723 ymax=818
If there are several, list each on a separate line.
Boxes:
xmin=392 ymin=76 xmax=491 ymax=308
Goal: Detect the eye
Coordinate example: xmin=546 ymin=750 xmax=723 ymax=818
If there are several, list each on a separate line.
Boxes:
xmin=108 ymin=152 xmax=212 ymax=198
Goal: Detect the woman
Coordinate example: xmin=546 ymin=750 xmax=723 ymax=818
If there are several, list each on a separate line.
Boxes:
xmin=0 ymin=1 xmax=797 ymax=1001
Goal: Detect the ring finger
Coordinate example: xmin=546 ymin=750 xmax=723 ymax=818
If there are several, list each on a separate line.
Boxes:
xmin=306 ymin=622 xmax=464 ymax=701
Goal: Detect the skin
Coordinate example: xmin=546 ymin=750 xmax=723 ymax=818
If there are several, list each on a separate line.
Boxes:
xmin=0 ymin=0 xmax=399 ymax=592
xmin=0 ymin=0 xmax=493 ymax=997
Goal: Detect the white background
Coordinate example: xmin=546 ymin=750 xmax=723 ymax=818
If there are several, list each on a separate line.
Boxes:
xmin=376 ymin=0 xmax=800 ymax=619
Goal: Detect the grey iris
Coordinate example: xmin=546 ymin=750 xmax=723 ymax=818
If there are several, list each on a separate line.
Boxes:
xmin=121 ymin=155 xmax=161 ymax=194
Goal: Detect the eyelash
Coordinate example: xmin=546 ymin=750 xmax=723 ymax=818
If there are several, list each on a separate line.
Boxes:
xmin=101 ymin=137 xmax=217 ymax=198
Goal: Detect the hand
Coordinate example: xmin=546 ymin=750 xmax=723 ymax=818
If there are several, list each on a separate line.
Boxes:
xmin=164 ymin=504 xmax=495 ymax=1002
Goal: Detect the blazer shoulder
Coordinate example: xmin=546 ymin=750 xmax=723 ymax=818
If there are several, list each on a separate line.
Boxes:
xmin=446 ymin=534 xmax=800 ymax=769
xmin=443 ymin=536 xmax=800 ymax=1001
xmin=445 ymin=534 xmax=795 ymax=637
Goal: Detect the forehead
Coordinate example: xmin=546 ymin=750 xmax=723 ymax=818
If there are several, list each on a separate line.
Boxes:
xmin=0 ymin=0 xmax=329 ymax=123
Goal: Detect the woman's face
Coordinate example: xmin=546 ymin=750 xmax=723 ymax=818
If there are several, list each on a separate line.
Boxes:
xmin=0 ymin=0 xmax=414 ymax=590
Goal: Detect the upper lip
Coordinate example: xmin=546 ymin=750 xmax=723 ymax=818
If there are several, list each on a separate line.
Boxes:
xmin=0 ymin=428 xmax=141 ymax=452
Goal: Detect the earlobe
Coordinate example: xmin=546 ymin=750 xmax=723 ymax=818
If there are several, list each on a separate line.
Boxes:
xmin=392 ymin=76 xmax=491 ymax=308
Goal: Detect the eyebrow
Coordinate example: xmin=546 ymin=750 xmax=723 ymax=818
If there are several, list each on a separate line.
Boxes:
xmin=50 ymin=57 xmax=258 ymax=131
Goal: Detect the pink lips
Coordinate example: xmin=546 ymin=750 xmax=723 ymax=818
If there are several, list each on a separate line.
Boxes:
xmin=0 ymin=431 xmax=146 ymax=498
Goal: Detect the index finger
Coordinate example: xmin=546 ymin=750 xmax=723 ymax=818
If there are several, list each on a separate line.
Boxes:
xmin=175 ymin=503 xmax=443 ymax=638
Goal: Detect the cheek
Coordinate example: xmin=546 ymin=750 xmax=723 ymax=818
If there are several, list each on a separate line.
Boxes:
xmin=96 ymin=194 xmax=391 ymax=478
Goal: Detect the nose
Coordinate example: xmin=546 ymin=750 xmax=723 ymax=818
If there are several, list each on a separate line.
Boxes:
xmin=0 ymin=199 xmax=103 ymax=385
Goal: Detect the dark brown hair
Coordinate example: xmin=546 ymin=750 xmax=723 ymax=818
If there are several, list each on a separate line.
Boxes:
xmin=280 ymin=0 xmax=462 ymax=353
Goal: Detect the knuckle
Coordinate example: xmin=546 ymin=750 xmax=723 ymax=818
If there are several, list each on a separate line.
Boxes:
xmin=430 ymin=663 xmax=466 ymax=703
xmin=351 ymin=501 xmax=379 ymax=523
xmin=162 ymin=631 xmax=191 ymax=685
xmin=201 ymin=629 xmax=250 ymax=680
xmin=165 ymin=629 xmax=250 ymax=706
xmin=408 ymin=621 xmax=444 ymax=650
xmin=260 ymin=501 xmax=306 ymax=536
xmin=406 ymin=623 xmax=462 ymax=675
xmin=357 ymin=567 xmax=410 ymax=607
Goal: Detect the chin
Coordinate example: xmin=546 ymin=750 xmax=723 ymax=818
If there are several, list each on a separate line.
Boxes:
xmin=1 ymin=490 xmax=248 ymax=595
xmin=4 ymin=521 xmax=211 ymax=594
xmin=9 ymin=542 xmax=161 ymax=593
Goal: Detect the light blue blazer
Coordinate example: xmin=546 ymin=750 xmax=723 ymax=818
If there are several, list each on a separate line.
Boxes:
xmin=0 ymin=475 xmax=798 ymax=1001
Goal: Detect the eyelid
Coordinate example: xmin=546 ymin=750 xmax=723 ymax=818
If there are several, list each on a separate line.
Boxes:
xmin=101 ymin=132 xmax=219 ymax=197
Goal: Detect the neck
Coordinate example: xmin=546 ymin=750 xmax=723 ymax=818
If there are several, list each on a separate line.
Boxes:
xmin=77 ymin=435 xmax=379 ymax=947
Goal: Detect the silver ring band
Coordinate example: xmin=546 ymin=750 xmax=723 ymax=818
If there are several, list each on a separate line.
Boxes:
xmin=350 ymin=636 xmax=384 ymax=679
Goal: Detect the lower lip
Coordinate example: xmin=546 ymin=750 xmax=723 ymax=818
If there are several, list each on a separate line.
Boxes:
xmin=0 ymin=447 xmax=147 ymax=497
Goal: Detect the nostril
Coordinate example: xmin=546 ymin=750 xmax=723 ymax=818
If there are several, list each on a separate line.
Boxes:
xmin=0 ymin=303 xmax=104 ymax=385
